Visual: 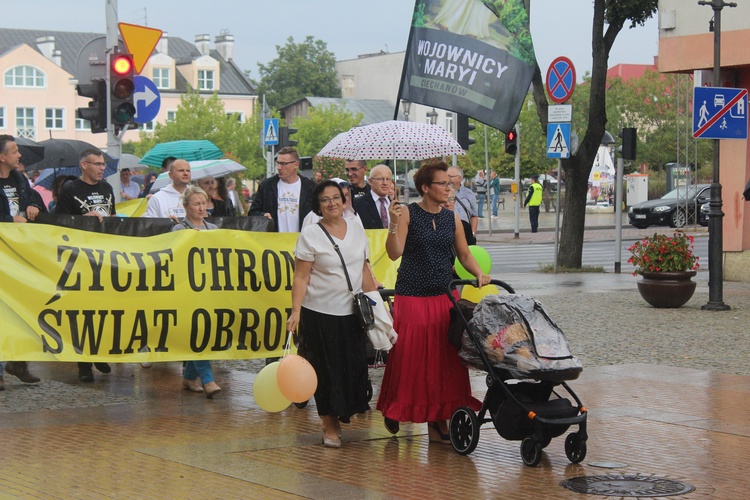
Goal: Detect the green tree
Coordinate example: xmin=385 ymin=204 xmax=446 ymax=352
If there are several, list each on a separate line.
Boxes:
xmin=129 ymin=90 xmax=266 ymax=179
xmin=257 ymin=36 xmax=340 ymax=110
xmin=293 ymin=104 xmax=363 ymax=158
xmin=530 ymin=0 xmax=658 ymax=268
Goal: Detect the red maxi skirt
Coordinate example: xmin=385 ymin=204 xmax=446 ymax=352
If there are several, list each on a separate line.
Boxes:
xmin=376 ymin=293 xmax=479 ymax=423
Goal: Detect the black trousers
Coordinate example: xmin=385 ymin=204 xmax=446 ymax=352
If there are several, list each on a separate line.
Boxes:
xmin=528 ymin=205 xmax=540 ymax=233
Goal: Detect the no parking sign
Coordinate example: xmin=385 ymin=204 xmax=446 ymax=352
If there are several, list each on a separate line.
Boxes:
xmin=546 ymin=57 xmax=576 ymax=104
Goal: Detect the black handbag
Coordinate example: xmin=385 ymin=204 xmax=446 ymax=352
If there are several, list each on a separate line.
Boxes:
xmin=317 ymin=223 xmax=375 ymax=329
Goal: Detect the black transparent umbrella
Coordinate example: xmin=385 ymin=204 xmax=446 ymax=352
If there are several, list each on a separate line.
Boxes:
xmin=15 ymin=137 xmax=45 ymax=169
xmin=31 ymin=139 xmax=114 ymax=171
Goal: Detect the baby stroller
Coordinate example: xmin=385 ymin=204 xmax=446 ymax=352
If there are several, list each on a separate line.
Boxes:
xmin=447 ymin=279 xmax=588 ymax=467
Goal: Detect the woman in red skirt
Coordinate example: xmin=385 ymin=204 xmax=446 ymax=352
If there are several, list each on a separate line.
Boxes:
xmin=376 ymin=161 xmax=490 ymax=443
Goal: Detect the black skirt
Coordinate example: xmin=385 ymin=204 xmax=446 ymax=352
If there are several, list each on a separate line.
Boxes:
xmin=299 ymin=307 xmax=370 ymax=422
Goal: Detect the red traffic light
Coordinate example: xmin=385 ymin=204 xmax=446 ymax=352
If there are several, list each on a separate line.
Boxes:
xmin=112 ymin=54 xmax=133 ymax=75
xmin=507 ymin=130 xmax=516 ymax=141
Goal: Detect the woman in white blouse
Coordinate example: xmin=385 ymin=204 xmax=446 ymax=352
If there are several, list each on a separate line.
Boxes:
xmin=287 ymin=180 xmax=377 ymax=448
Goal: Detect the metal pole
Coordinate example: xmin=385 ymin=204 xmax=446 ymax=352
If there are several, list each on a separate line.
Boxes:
xmin=554 ymin=159 xmax=561 ymax=272
xmin=105 ymin=0 xmax=120 ymax=157
xmin=614 ymin=156 xmax=624 ymax=273
xmin=484 ymin=125 xmax=492 ymax=236
xmin=514 ymin=124 xmax=520 ymax=239
xmin=699 ymin=0 xmax=735 ymax=311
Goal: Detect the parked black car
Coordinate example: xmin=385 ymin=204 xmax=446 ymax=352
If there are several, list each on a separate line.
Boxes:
xmin=699 ymin=202 xmax=710 ymax=227
xmin=628 ymin=184 xmax=710 ymax=229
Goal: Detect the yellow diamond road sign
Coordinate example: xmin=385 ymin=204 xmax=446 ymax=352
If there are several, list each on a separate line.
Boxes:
xmin=118 ymin=23 xmax=163 ymax=75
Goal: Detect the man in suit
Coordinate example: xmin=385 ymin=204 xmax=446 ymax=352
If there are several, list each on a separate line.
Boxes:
xmin=353 ymin=164 xmax=393 ymax=229
xmin=249 ymin=146 xmax=314 ymax=232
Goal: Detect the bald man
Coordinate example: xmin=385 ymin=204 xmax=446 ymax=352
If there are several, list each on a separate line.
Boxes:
xmin=144 ymin=159 xmax=191 ymax=219
xmin=353 ymin=164 xmax=394 ymax=229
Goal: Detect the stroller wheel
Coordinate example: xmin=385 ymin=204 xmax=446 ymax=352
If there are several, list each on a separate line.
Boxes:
xmin=564 ymin=432 xmax=587 ymax=463
xmin=520 ymin=437 xmax=543 ymax=467
xmin=449 ymin=407 xmax=480 ymax=456
xmin=366 ymin=380 xmax=373 ymax=402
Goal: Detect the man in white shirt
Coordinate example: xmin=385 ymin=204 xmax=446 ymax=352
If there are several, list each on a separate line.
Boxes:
xmin=144 ymin=159 xmax=191 ymax=220
xmin=249 ymin=147 xmax=314 ymax=233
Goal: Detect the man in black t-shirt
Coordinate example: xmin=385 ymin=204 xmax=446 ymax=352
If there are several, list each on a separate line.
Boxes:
xmin=56 ymin=149 xmax=115 ymax=220
xmin=345 ymin=159 xmax=371 ymax=200
xmin=55 ymin=148 xmax=116 ymax=381
xmin=0 ymin=135 xmax=46 ymax=389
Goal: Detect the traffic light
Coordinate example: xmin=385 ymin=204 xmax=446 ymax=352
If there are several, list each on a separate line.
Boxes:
xmin=620 ymin=127 xmax=637 ymax=160
xmin=76 ymin=80 xmax=107 ymax=134
xmin=279 ymin=126 xmax=298 ymax=148
xmin=505 ymin=129 xmax=518 ymax=155
xmin=109 ymin=53 xmax=136 ymax=127
xmin=456 ymin=113 xmax=476 ymax=150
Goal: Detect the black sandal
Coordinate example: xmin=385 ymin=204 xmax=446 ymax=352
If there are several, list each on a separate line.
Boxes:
xmin=384 ymin=417 xmax=399 ymax=435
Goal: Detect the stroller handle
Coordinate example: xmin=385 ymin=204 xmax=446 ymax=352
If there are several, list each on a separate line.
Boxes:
xmin=449 ymin=279 xmax=515 ymax=295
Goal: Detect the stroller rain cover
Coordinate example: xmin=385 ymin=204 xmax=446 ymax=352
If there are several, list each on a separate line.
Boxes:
xmin=460 ymin=294 xmax=582 ymax=381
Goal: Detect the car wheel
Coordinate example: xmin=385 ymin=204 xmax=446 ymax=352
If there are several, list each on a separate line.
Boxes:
xmin=670 ymin=209 xmax=686 ymax=228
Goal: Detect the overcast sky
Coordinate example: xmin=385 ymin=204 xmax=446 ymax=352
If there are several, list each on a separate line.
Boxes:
xmin=6 ymin=0 xmax=662 ymax=80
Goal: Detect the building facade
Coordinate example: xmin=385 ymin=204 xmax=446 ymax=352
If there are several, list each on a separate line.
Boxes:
xmin=0 ymin=28 xmax=256 ymax=152
xmin=658 ymin=1 xmax=750 ymax=280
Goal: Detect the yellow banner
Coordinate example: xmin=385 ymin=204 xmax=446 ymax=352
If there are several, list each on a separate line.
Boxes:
xmin=116 ymin=198 xmax=148 ymax=217
xmin=0 ymin=225 xmax=397 ymax=362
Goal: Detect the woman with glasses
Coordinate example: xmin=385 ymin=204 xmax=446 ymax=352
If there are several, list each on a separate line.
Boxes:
xmin=376 ymin=161 xmax=490 ymax=443
xmin=301 ymin=178 xmax=361 ymax=229
xmin=197 ymin=176 xmax=231 ymax=217
xmin=287 ymin=180 xmax=377 ymax=448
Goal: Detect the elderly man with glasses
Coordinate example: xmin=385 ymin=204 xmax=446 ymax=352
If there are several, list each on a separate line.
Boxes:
xmin=353 ymin=164 xmax=395 ymax=229
xmin=345 ymin=159 xmax=370 ymax=200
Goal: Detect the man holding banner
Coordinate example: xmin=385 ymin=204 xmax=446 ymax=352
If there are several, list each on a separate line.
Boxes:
xmin=0 ymin=134 xmax=44 ymax=389
xmin=55 ymin=148 xmax=116 ymax=382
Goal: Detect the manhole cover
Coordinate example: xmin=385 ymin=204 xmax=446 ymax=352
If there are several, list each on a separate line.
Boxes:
xmin=561 ymin=474 xmax=695 ymax=497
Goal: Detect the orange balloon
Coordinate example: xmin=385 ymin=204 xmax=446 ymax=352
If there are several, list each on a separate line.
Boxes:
xmin=277 ymin=354 xmax=318 ymax=403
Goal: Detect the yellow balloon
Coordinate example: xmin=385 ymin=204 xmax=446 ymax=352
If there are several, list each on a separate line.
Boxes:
xmin=277 ymin=354 xmax=318 ymax=403
xmin=253 ymin=361 xmax=291 ymax=412
xmin=461 ymin=284 xmax=499 ymax=303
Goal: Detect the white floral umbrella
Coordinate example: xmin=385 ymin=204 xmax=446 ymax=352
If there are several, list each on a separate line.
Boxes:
xmin=317 ymin=120 xmax=465 ymax=160
xmin=150 ymin=159 xmax=246 ymax=192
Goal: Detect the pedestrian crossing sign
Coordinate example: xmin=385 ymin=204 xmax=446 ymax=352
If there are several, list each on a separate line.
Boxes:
xmin=547 ymin=123 xmax=571 ymax=159
xmin=264 ymin=118 xmax=279 ymax=146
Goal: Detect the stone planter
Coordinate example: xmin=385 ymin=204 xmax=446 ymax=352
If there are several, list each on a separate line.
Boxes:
xmin=636 ymin=271 xmax=697 ymax=308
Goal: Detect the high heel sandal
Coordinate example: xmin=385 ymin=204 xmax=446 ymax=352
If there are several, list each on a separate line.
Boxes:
xmin=427 ymin=422 xmax=451 ymax=444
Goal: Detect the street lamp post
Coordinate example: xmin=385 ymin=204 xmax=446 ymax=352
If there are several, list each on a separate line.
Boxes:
xmin=401 ymin=100 xmax=411 ymax=202
xmin=427 ymin=108 xmax=438 ymax=125
xmin=699 ymin=0 xmax=735 ymax=311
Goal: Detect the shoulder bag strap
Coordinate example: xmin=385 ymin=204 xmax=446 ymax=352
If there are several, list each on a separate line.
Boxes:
xmin=317 ymin=222 xmax=354 ymax=293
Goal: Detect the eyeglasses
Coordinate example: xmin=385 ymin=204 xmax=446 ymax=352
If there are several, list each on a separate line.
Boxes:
xmin=431 ymin=181 xmax=451 ymax=188
xmin=345 ymin=166 xmax=364 ymax=173
xmin=85 ymin=161 xmax=106 ymax=167
xmin=319 ymin=195 xmax=342 ymax=205
xmin=276 ymin=160 xmax=298 ymax=166
xmin=369 ymin=177 xmax=391 ymax=183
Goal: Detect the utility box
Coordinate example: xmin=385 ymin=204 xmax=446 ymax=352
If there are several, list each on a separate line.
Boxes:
xmin=626 ymin=174 xmax=649 ymax=206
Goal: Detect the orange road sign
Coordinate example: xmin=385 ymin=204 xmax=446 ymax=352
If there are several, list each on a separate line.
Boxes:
xmin=118 ymin=23 xmax=163 ymax=75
